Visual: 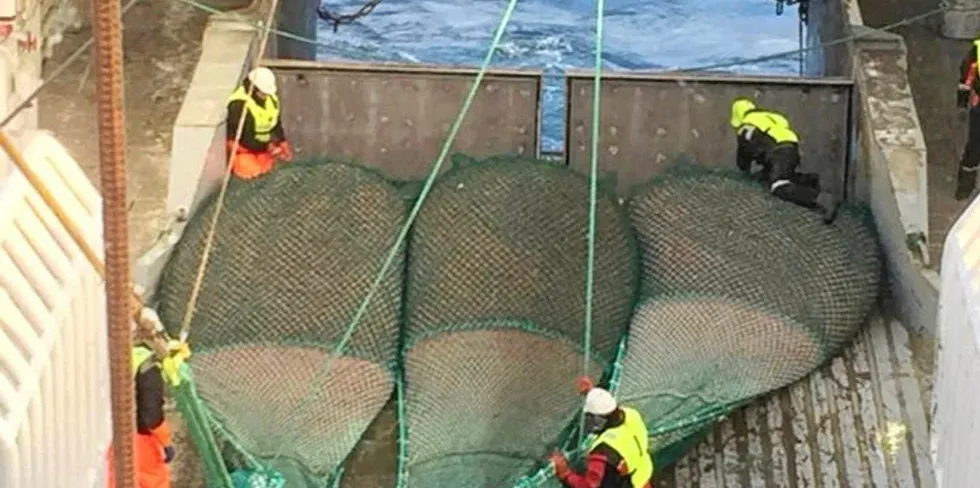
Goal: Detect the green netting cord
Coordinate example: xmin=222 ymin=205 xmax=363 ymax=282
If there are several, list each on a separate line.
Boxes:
xmin=511 ymin=334 xmax=753 ymax=487
xmin=171 ymin=364 xmax=234 ymax=488
xmin=392 ymin=3 xmax=521 ymax=486
xmin=515 ymin=0 xmax=608 ymax=484
xmin=246 ymin=0 xmax=524 ymax=482
xmin=578 ymin=0 xmax=606 ymax=446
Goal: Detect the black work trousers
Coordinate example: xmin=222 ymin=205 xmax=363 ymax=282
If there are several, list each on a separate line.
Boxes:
xmin=960 ymin=105 xmax=980 ymax=172
xmin=766 ymin=143 xmax=821 ymax=209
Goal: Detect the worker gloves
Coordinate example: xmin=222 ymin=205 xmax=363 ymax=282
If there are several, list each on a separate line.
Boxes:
xmin=269 ymin=141 xmax=294 ymax=161
xmin=549 ymin=451 xmax=570 ymax=480
xmin=161 ymin=340 xmax=192 ymax=388
xmin=163 ymin=445 xmax=175 ymax=464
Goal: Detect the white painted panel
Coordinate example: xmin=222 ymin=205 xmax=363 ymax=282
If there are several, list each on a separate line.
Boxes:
xmin=932 ymin=193 xmax=980 ymax=488
xmin=0 ymin=131 xmax=110 ymax=488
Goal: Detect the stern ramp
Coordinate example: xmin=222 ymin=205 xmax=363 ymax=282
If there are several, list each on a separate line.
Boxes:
xmin=150 ymin=61 xmax=934 ymax=487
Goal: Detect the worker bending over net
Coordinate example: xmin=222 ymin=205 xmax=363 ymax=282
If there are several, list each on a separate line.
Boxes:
xmin=615 ymin=163 xmax=881 ymax=467
xmin=730 ymin=97 xmax=841 ymax=223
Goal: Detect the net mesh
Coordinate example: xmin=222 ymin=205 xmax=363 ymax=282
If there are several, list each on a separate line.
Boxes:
xmin=615 ymin=164 xmax=882 ymax=468
xmin=157 ymin=156 xmax=883 ymax=488
xmin=400 ymin=155 xmax=640 ymax=487
xmin=157 ymin=159 xmax=407 ymax=486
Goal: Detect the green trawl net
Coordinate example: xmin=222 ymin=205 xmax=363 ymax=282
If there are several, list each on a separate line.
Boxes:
xmin=157 ymin=155 xmax=883 ymax=488
xmin=156 ymin=159 xmax=407 ymax=486
xmin=398 ymin=155 xmax=640 ymax=487
xmin=615 ymin=164 xmax=882 ymax=469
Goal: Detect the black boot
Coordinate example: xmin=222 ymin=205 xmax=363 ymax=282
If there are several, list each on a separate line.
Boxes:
xmin=815 ymin=192 xmax=841 ymax=225
xmin=956 ymin=167 xmax=977 ymax=201
xmin=793 ymin=172 xmax=821 ymax=191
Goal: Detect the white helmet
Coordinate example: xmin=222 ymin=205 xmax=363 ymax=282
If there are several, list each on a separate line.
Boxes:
xmin=584 ymin=388 xmax=617 ymax=415
xmin=247 ymin=67 xmax=278 ymax=96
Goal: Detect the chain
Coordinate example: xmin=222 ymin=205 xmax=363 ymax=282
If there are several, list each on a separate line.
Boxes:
xmin=775 ymin=0 xmax=805 ymax=16
xmin=317 ymin=0 xmax=383 ymax=32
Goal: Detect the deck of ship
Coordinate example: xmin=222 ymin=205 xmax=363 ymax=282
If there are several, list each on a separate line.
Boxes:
xmin=335 ymin=313 xmax=936 ymax=488
xmin=33 ymin=0 xmax=942 ymax=485
xmin=656 ymin=315 xmax=935 ymax=488
xmin=859 ymin=0 xmax=974 ymax=267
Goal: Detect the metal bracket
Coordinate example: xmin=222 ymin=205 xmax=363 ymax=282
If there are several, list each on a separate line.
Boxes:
xmin=905 ymin=232 xmax=930 ymax=268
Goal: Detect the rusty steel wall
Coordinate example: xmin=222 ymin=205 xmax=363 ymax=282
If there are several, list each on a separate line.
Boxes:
xmin=266 ymin=59 xmax=542 ymax=181
xmin=565 ymin=71 xmax=854 ymax=197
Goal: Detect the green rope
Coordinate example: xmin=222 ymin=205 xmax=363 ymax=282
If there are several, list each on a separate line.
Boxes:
xmin=271 ymin=0 xmax=523 ymax=465
xmin=579 ymin=0 xmax=605 ymax=443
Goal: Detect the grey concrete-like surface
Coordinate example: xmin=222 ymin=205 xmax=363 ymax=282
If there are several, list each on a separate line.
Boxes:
xmin=564 ymin=72 xmax=852 ymax=197
xmin=269 ymin=59 xmax=542 ymax=180
xmin=940 ymin=0 xmax=980 ymax=39
xmin=860 ymin=0 xmax=974 ymax=268
xmin=656 ymin=313 xmax=934 ymax=488
xmin=38 ymin=0 xmax=233 ymax=258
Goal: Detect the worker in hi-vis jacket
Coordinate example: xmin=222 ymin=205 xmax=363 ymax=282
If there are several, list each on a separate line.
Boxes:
xmin=956 ymin=38 xmax=980 ymax=201
xmin=729 ymin=97 xmax=841 ymax=224
xmin=225 ymin=66 xmax=294 ymax=180
xmin=549 ymin=377 xmax=655 ymax=488
xmin=106 ymin=308 xmax=191 ymax=488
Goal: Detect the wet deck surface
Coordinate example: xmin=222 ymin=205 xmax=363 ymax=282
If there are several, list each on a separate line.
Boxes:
xmin=655 ymin=315 xmax=934 ymax=488
xmin=860 ymin=0 xmax=974 ymax=266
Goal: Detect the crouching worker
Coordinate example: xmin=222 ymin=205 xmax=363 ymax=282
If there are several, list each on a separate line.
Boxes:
xmin=226 ymin=66 xmax=293 ymax=180
xmin=550 ymin=378 xmax=655 ymax=488
xmin=107 ymin=310 xmax=192 ymax=488
xmin=730 ymin=97 xmax=841 ymax=224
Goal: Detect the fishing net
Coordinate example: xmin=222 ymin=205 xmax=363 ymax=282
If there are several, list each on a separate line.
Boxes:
xmin=156 ymin=159 xmax=407 ymax=487
xmin=616 ymin=164 xmax=882 ymax=469
xmin=398 ymin=155 xmax=640 ymax=488
xmin=157 ymin=155 xmax=882 ymax=488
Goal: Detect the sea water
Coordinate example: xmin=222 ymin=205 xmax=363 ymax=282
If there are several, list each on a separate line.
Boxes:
xmin=315 ymin=0 xmax=802 ymax=151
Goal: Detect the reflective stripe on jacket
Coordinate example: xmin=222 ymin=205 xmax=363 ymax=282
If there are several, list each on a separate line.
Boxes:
xmin=132 ymin=345 xmax=156 ymax=376
xmin=740 ymin=109 xmax=799 ymax=144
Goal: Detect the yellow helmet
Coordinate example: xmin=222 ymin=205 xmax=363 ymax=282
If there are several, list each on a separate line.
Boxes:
xmin=730 ymin=98 xmax=757 ymax=129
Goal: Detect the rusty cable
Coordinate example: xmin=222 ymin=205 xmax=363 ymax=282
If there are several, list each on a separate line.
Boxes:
xmin=91 ymin=0 xmax=136 ymax=484
xmin=316 ymin=0 xmax=383 ymax=32
xmin=176 ymin=0 xmax=285 ymax=343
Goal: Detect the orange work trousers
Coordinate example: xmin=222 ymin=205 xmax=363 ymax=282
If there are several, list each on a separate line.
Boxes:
xmin=105 ymin=426 xmax=172 ymax=488
xmin=227 ymin=141 xmax=275 ymax=180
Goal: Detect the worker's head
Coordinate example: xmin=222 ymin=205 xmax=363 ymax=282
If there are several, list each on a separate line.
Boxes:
xmin=583 ymin=388 xmax=619 ymax=433
xmin=730 ymin=97 xmax=757 ymax=130
xmin=247 ymin=67 xmax=278 ymax=99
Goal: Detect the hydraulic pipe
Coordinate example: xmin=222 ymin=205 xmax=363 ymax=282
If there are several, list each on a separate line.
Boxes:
xmin=91 ymin=0 xmax=135 ymax=485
